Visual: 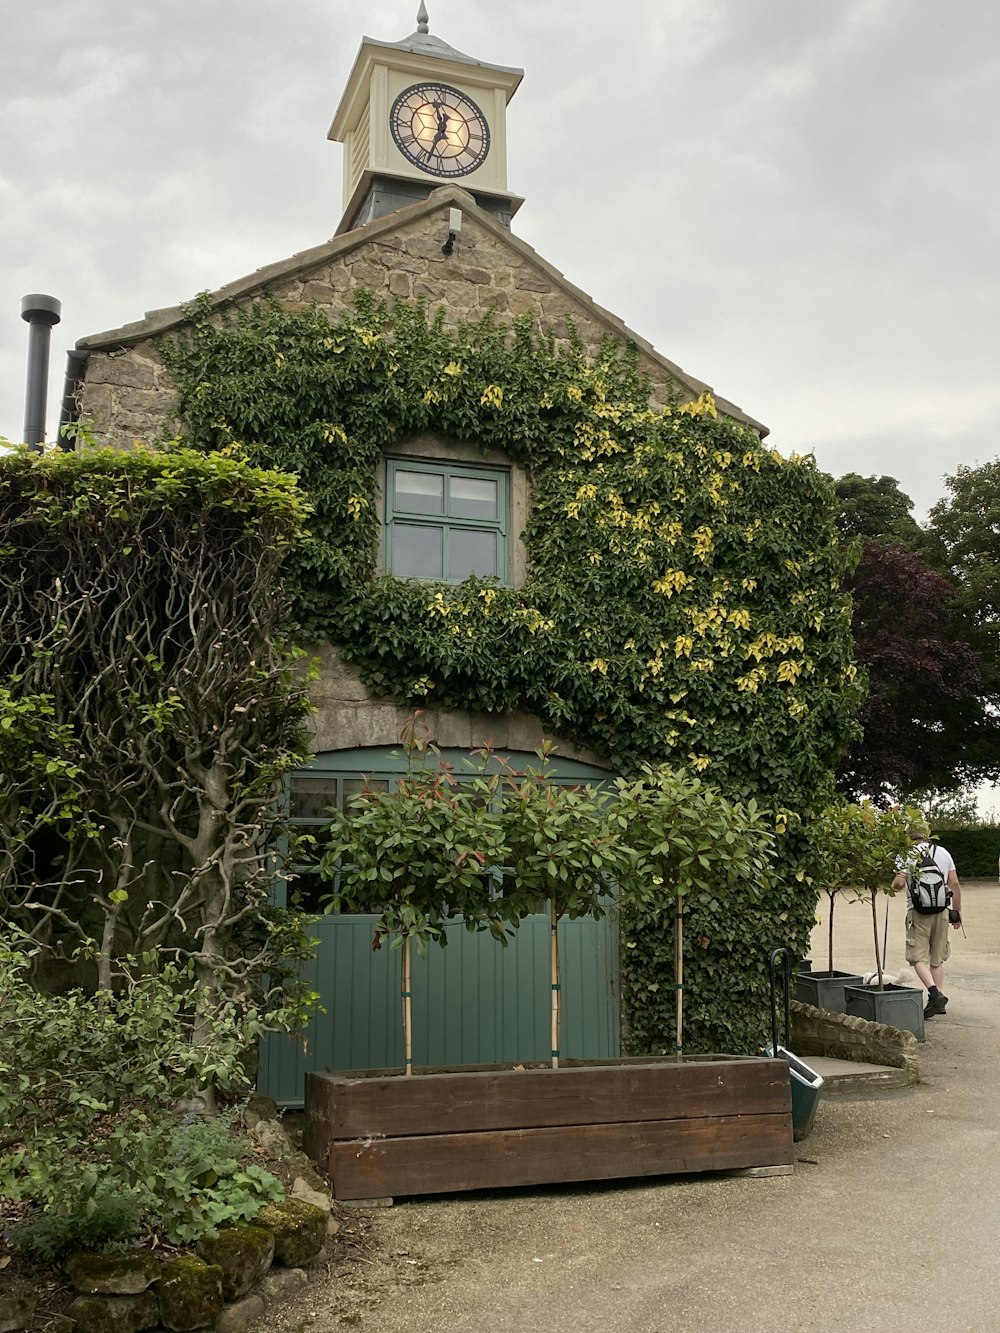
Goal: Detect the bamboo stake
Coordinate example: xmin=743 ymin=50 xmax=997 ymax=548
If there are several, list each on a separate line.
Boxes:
xmin=674 ymin=893 xmax=684 ymax=1061
xmin=550 ymin=897 xmax=560 ymax=1069
xmin=402 ymin=934 xmax=413 ymax=1076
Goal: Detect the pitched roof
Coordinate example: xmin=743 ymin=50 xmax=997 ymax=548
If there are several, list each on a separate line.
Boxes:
xmin=77 ymin=184 xmax=767 ymax=435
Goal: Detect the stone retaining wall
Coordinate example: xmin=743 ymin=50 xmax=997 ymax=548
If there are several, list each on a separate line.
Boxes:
xmin=790 ymin=999 xmax=920 ymax=1085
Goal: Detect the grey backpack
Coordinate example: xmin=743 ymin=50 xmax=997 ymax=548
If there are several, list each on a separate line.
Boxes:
xmin=908 ymin=845 xmax=949 ymax=915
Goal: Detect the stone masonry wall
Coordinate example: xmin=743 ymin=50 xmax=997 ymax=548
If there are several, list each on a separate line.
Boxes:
xmin=790 ymin=999 xmax=920 ymax=1085
xmin=78 ymin=199 xmax=698 ymax=449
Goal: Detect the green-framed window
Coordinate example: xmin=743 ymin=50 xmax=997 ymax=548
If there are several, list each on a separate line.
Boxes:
xmin=385 ymin=458 xmax=509 ymax=583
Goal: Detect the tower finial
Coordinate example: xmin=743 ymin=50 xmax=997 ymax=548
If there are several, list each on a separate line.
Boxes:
xmin=417 ymin=3 xmax=429 ymax=34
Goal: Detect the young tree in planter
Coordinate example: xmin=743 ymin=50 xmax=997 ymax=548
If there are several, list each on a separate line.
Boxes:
xmin=497 ymin=746 xmax=629 ymax=1068
xmin=613 ymin=766 xmax=776 ymax=1058
xmin=809 ymin=802 xmax=860 ymax=976
xmin=829 ymin=802 xmax=928 ymax=988
xmin=318 ymin=729 xmax=509 ymax=1075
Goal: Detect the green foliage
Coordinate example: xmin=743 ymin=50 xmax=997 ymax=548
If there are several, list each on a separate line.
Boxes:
xmin=0 ymin=940 xmax=283 ymax=1254
xmin=921 ymin=825 xmax=1000 ymax=878
xmin=832 ymin=473 xmax=923 ymax=548
xmin=613 ymin=767 xmax=777 ymax=1052
xmin=125 ymin=1112 xmax=284 ymax=1245
xmin=8 ymin=1190 xmax=143 ymax=1260
xmin=319 ymin=726 xmax=510 ymax=952
xmin=159 ymin=294 xmax=864 ymax=1051
xmin=496 ymin=745 xmax=629 ymax=923
xmin=0 ymin=442 xmax=319 ymax=1061
xmin=812 ymin=801 xmax=927 ymax=986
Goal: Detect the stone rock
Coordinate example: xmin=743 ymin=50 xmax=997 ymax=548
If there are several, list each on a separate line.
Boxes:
xmin=196 ymin=1226 xmax=275 ymax=1301
xmin=239 ymin=1095 xmax=278 ymax=1130
xmin=157 ymin=1256 xmax=224 ymax=1332
xmin=255 ymin=1198 xmax=327 ymax=1268
xmin=0 ymin=1295 xmax=37 ymax=1333
xmin=257 ymin=1268 xmax=308 ymax=1304
xmin=43 ymin=1317 xmax=76 ymax=1333
xmin=290 ymin=1178 xmax=332 ymax=1214
xmin=65 ymin=1293 xmax=159 ymax=1333
xmin=250 ymin=1119 xmax=292 ymax=1158
xmin=65 ymin=1250 xmax=161 ymax=1295
xmin=213 ymin=1293 xmax=266 ymax=1333
xmin=325 ymin=1212 xmax=341 ymax=1239
xmin=284 ymin=1152 xmax=327 ymax=1192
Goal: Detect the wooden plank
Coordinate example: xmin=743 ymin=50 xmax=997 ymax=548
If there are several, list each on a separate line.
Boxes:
xmin=308 ymin=1059 xmax=790 ymax=1141
xmin=330 ymin=1114 xmax=794 ymax=1200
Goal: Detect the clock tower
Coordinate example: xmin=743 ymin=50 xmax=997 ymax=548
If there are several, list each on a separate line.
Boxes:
xmin=329 ymin=4 xmax=524 ymax=234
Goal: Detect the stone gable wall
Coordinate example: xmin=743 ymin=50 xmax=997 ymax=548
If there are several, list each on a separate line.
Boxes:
xmin=78 ymin=205 xmax=688 ymax=449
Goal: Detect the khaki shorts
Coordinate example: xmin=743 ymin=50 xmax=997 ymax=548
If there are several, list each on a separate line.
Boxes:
xmin=905 ymin=909 xmax=951 ymax=968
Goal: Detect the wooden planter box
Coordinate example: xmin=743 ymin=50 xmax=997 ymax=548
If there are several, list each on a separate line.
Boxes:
xmin=304 ymin=1057 xmax=794 ymax=1201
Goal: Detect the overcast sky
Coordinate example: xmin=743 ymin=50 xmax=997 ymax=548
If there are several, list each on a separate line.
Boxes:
xmin=3 ymin=0 xmax=998 ymax=519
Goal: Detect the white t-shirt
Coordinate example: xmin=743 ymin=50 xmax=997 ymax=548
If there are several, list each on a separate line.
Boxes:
xmin=917 ymin=842 xmax=956 ymax=879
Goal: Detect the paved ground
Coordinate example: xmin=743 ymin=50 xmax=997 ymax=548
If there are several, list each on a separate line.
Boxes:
xmin=280 ymin=881 xmax=999 ymax=1333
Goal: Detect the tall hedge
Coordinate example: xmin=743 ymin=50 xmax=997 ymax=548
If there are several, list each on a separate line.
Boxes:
xmin=160 ymin=295 xmax=863 ymax=1052
xmin=926 ymin=826 xmax=1000 ymax=879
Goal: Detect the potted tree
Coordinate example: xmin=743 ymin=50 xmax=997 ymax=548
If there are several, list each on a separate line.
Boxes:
xmin=795 ymin=803 xmax=867 ymax=1014
xmin=496 ymin=744 xmax=629 ymax=1067
xmin=318 ymin=726 xmax=509 ymax=1074
xmin=839 ymin=802 xmax=928 ymax=1040
xmin=613 ymin=765 xmax=776 ymax=1059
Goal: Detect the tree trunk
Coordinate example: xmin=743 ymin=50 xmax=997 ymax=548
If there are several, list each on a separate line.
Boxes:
xmin=674 ymin=894 xmax=685 ymax=1061
xmin=549 ymin=898 xmax=560 ymax=1069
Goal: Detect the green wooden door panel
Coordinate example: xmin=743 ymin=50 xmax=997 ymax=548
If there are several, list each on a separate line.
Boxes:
xmin=258 ymin=910 xmax=620 ymax=1107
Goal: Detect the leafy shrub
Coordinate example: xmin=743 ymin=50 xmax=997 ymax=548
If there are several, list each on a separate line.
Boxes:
xmin=8 ymin=1190 xmax=143 ymax=1260
xmin=0 ymin=938 xmax=284 ymax=1254
xmin=126 ymin=1111 xmax=284 ymax=1245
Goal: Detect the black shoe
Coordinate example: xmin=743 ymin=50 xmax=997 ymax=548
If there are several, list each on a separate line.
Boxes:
xmin=924 ymin=992 xmax=948 ymax=1018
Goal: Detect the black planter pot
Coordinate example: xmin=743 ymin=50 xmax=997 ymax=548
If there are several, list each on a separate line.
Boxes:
xmin=799 ymin=958 xmax=812 ymax=973
xmin=844 ymin=983 xmax=925 ymax=1043
xmin=795 ymin=969 xmax=865 ymax=1014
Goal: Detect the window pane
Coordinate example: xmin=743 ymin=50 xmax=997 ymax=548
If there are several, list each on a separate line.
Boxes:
xmin=394 ymin=469 xmax=444 ymax=515
xmin=392 ymin=522 xmax=443 ymax=577
xmin=284 ymin=870 xmax=328 ymax=914
xmin=290 ymin=776 xmax=339 ymax=820
xmin=450 ymin=475 xmax=498 ymax=520
xmin=343 ymin=778 xmax=389 ymax=806
xmin=450 ymin=528 xmax=498 ymax=579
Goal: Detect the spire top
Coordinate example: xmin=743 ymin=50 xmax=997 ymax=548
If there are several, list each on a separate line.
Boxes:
xmin=416 ymin=3 xmax=429 ymax=34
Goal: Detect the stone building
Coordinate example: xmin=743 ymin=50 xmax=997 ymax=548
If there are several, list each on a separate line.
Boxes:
xmin=61 ymin=8 xmax=782 ymax=1089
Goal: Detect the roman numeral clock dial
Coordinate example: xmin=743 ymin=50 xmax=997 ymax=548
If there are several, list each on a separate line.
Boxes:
xmin=390 ymin=82 xmax=490 ymax=178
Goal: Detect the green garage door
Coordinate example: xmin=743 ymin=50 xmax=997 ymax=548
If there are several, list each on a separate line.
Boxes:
xmin=257 ymin=747 xmax=621 ymax=1107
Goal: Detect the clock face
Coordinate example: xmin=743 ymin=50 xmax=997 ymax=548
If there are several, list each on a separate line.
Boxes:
xmin=389 ymin=82 xmax=490 ymax=178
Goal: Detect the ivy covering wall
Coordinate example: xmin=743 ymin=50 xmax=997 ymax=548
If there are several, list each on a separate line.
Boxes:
xmin=160 ymin=294 xmax=863 ymax=1052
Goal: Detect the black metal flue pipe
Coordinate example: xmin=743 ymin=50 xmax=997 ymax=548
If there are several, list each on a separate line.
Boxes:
xmin=21 ymin=293 xmax=62 ymax=450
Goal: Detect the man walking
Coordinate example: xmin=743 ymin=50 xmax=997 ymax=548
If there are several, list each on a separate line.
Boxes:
xmin=892 ymin=838 xmax=962 ymax=1019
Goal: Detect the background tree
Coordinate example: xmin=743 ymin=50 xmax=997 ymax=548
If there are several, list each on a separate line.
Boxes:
xmin=833 ymin=473 xmax=924 ymax=548
xmin=926 ymin=459 xmax=1000 ymax=688
xmin=837 ymin=542 xmax=986 ymax=801
xmin=830 ymin=472 xmax=994 ymax=802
